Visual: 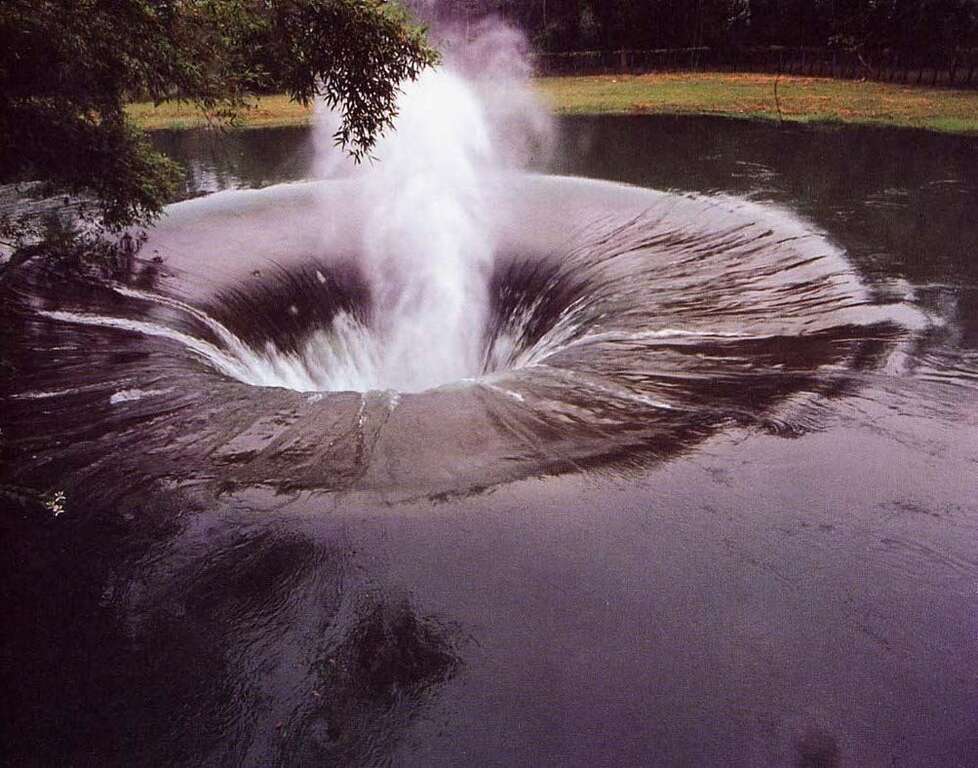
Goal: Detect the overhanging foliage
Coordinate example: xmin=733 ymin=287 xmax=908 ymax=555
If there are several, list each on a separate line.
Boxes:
xmin=0 ymin=0 xmax=437 ymax=248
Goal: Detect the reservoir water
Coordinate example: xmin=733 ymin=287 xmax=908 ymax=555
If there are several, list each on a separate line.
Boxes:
xmin=2 ymin=116 xmax=976 ymax=767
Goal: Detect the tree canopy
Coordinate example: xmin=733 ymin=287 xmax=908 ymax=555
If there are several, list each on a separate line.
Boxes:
xmin=0 ymin=0 xmax=437 ymax=249
xmin=431 ymin=0 xmax=978 ymax=56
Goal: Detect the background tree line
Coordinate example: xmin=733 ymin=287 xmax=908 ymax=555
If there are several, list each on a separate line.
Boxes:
xmin=428 ymin=0 xmax=978 ymax=57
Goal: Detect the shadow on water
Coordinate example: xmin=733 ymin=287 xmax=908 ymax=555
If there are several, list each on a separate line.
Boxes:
xmin=795 ymin=730 xmax=841 ymax=768
xmin=1 ymin=484 xmax=461 ymax=767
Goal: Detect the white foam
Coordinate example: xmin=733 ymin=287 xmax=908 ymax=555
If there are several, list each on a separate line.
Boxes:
xmin=309 ymin=21 xmax=549 ymax=393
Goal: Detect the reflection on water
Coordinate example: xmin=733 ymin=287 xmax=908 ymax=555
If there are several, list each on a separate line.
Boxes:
xmin=151 ymin=126 xmax=315 ymax=200
xmin=2 ymin=117 xmax=977 ymax=767
xmin=551 ymin=117 xmax=978 ymax=343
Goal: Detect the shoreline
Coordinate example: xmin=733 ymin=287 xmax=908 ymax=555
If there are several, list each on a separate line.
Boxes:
xmin=128 ymin=73 xmax=978 ymax=136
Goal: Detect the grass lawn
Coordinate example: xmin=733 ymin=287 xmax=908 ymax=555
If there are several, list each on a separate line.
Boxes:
xmin=537 ymin=73 xmax=978 ymax=134
xmin=127 ymin=94 xmax=315 ymax=130
xmin=128 ymin=72 xmax=978 ymax=135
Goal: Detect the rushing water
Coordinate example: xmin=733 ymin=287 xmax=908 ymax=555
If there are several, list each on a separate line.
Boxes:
xmin=2 ymin=117 xmax=977 ymax=767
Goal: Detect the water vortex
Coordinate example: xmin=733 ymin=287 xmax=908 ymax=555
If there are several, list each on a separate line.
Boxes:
xmin=1 ymin=175 xmax=920 ymax=499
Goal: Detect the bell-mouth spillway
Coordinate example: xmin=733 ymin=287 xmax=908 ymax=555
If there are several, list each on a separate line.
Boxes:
xmin=0 ymin=174 xmax=923 ymax=499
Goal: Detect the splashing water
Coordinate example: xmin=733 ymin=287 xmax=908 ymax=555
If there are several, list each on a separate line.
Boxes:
xmin=342 ymin=69 xmax=496 ymax=392
xmin=305 ymin=21 xmax=550 ymax=392
xmin=20 ymin=20 xmax=558 ymax=397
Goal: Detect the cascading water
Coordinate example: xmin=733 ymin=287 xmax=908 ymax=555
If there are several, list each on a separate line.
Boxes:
xmin=1 ymin=164 xmax=924 ymax=496
xmin=293 ymin=20 xmax=553 ymax=393
xmin=313 ymin=67 xmax=499 ymax=392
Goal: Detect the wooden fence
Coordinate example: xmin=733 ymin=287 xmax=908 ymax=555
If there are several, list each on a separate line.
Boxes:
xmin=532 ymin=46 xmax=978 ymax=88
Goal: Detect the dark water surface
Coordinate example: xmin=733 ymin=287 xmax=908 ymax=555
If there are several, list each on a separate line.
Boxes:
xmin=2 ymin=117 xmax=977 ymax=767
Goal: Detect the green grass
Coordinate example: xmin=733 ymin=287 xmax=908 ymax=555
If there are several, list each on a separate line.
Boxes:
xmin=127 ymin=73 xmax=978 ymax=135
xmin=127 ymin=94 xmax=315 ymax=130
xmin=537 ymin=73 xmax=978 ymax=134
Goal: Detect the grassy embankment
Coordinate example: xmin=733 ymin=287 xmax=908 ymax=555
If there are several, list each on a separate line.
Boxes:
xmin=128 ymin=72 xmax=978 ymax=135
